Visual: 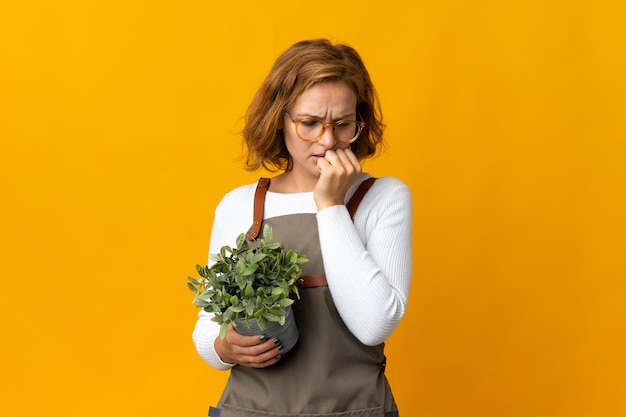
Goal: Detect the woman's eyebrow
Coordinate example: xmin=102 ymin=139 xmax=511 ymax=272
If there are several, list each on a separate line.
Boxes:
xmin=294 ymin=112 xmax=357 ymax=120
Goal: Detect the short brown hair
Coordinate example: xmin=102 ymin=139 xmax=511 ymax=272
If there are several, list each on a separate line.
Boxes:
xmin=242 ymin=39 xmax=385 ymax=172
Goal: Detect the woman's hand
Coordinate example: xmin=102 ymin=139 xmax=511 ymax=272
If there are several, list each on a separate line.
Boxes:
xmin=214 ymin=324 xmax=284 ymax=368
xmin=315 ymin=147 xmax=362 ymax=210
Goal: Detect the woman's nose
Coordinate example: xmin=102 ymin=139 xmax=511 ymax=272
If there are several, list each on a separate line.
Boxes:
xmin=317 ymin=126 xmax=336 ymax=148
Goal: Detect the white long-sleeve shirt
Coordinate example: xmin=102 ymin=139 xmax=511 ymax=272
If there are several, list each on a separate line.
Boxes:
xmin=192 ymin=173 xmax=413 ymax=370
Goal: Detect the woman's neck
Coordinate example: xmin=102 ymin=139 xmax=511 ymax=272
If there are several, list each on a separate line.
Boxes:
xmin=269 ymin=171 xmax=318 ymax=193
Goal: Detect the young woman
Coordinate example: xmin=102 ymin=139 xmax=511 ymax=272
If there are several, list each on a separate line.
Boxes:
xmin=193 ymin=38 xmax=413 ymax=417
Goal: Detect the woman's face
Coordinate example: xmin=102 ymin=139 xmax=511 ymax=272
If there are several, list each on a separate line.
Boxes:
xmin=282 ymin=81 xmax=358 ymax=187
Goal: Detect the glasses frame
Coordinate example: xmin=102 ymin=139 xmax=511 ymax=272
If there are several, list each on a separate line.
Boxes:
xmin=285 ymin=112 xmax=365 ymax=144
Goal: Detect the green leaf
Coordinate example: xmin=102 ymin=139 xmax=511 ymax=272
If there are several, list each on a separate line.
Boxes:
xmin=236 ymin=259 xmax=246 ymax=274
xmin=206 ymin=303 xmax=222 ymax=313
xmin=278 ymin=298 xmax=294 ymax=307
xmin=264 ymin=294 xmax=280 ymax=305
xmin=257 ymin=316 xmax=267 ymax=331
xmin=268 ymin=307 xmax=286 ymax=316
xmin=234 ymin=274 xmax=246 ymax=290
xmin=262 ymin=312 xmax=283 ymax=323
xmin=251 ymin=253 xmax=268 ymax=264
xmin=264 ymin=242 xmax=282 ymax=250
xmin=188 ymin=276 xmax=201 ymax=286
xmin=283 ymin=265 xmax=297 ymax=278
xmin=244 ymin=284 xmax=255 ymax=298
xmin=253 ymin=306 xmax=266 ymax=319
xmin=236 ymin=232 xmax=246 ymax=249
xmin=229 ymin=305 xmax=245 ymax=313
xmin=223 ymin=308 xmax=234 ymax=322
xmin=246 ymin=300 xmax=255 ymax=316
xmin=197 ymin=292 xmax=214 ymax=301
xmin=193 ymin=299 xmax=210 ymax=308
xmin=243 ymin=263 xmax=259 ymax=276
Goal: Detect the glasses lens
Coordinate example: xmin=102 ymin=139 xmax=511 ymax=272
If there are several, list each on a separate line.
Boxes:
xmin=295 ymin=119 xmax=323 ymax=141
xmin=334 ymin=120 xmax=359 ymax=142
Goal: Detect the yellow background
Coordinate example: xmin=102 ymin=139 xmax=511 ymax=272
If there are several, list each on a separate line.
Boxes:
xmin=1 ymin=1 xmax=625 ymax=416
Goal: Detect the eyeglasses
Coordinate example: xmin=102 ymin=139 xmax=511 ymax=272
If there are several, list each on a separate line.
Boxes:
xmin=285 ymin=112 xmax=365 ymax=143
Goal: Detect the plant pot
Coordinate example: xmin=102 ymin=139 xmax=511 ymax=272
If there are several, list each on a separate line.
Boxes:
xmin=233 ymin=306 xmax=299 ymax=355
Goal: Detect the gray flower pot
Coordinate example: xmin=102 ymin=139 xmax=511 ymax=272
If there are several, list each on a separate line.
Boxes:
xmin=233 ymin=306 xmax=299 ymax=355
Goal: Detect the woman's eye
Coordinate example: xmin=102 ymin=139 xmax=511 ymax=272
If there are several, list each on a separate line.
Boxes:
xmin=300 ymin=120 xmax=319 ymax=127
xmin=335 ymin=121 xmax=354 ymax=130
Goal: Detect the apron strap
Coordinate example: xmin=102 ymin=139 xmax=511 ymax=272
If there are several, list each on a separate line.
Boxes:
xmin=295 ymin=274 xmax=328 ymax=288
xmin=245 ymin=177 xmax=270 ymax=241
xmin=346 ymin=177 xmax=377 ymax=219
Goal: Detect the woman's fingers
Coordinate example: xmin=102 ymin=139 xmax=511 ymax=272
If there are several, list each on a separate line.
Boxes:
xmin=319 ymin=148 xmax=359 ymax=173
xmin=217 ymin=327 xmax=284 ymax=368
xmin=315 ymin=148 xmax=362 ymax=210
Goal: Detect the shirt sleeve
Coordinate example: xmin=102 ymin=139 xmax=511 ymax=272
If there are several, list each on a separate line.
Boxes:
xmin=192 ymin=310 xmax=235 ymax=370
xmin=191 ymin=184 xmax=255 ymax=370
xmin=316 ymin=176 xmax=413 ymax=346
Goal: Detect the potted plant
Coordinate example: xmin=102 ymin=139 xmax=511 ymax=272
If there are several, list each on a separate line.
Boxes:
xmin=188 ymin=224 xmax=308 ymax=354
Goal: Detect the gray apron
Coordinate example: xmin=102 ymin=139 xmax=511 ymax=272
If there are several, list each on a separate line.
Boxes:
xmin=212 ymin=178 xmax=399 ymax=417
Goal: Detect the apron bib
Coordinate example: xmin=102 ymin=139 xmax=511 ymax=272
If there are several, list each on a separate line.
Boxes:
xmin=214 ymin=178 xmax=398 ymax=417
